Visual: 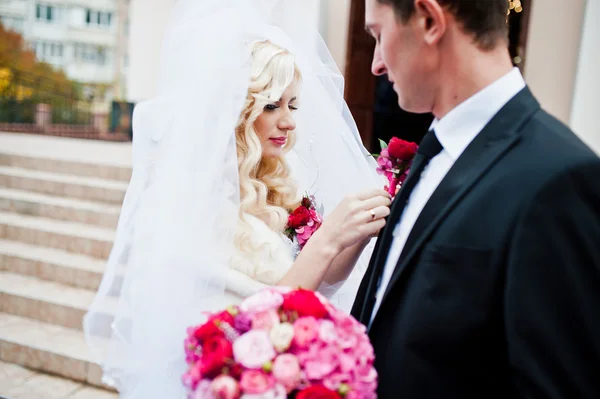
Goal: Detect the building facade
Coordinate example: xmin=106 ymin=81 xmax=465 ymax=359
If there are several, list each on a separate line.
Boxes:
xmin=0 ymin=0 xmax=130 ymax=103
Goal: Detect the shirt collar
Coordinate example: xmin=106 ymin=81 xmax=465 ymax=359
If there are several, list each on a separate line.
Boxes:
xmin=430 ymin=67 xmax=526 ymax=160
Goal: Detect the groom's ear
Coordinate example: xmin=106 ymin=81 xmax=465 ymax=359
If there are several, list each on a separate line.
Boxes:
xmin=414 ymin=0 xmax=446 ymax=46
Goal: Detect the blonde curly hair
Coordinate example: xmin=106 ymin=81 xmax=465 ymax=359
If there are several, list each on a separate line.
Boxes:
xmin=234 ymin=40 xmax=302 ymax=255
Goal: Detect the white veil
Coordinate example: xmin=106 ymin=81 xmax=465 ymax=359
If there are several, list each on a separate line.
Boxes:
xmin=83 ymin=0 xmax=383 ymax=396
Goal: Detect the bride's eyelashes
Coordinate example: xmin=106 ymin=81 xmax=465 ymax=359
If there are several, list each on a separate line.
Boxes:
xmin=263 ymin=103 xmax=299 ymax=111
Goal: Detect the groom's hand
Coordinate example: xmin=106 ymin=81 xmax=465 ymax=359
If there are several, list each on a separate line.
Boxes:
xmin=318 ymin=189 xmax=391 ymax=252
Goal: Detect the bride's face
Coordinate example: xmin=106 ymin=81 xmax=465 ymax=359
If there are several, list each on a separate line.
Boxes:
xmin=254 ymin=81 xmax=298 ymax=159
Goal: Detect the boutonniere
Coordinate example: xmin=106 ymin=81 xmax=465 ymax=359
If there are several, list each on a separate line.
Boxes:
xmin=373 ymin=137 xmax=419 ymax=198
xmin=285 ymin=194 xmax=323 ymax=249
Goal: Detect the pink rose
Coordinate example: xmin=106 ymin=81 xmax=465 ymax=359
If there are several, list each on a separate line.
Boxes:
xmin=376 ymin=155 xmax=392 ymax=170
xmin=251 ymin=310 xmax=280 ymax=331
xmin=304 ymin=346 xmax=339 ymax=380
xmin=335 ymin=330 xmax=358 ymax=350
xmin=240 ymin=290 xmax=284 ymax=314
xmin=239 ymin=370 xmax=274 ymax=394
xmin=182 ymin=363 xmax=202 ymax=390
xmin=292 ymin=317 xmax=319 ymax=348
xmin=327 ymin=309 xmax=363 ymax=335
xmin=240 ymin=384 xmax=287 ymax=399
xmin=318 ymin=320 xmax=337 ymax=344
xmin=211 ymin=375 xmax=240 ymax=399
xmin=234 ymin=330 xmax=276 ymax=369
xmin=295 ymin=342 xmax=322 ymax=366
xmin=347 ymin=390 xmax=376 ymax=399
xmin=309 ymin=209 xmax=322 ymax=224
xmin=194 ymin=379 xmax=216 ymax=399
xmin=337 ymin=352 xmax=356 ymax=374
xmin=323 ymin=372 xmax=350 ymax=392
xmin=184 ymin=335 xmax=201 ymax=364
xmin=354 ymin=339 xmax=375 ymax=365
xmin=272 ymin=354 xmax=301 ymax=393
xmin=349 ymin=365 xmax=378 ymax=397
xmin=353 ymin=364 xmax=377 ymax=385
xmin=296 ymin=223 xmax=318 ymax=247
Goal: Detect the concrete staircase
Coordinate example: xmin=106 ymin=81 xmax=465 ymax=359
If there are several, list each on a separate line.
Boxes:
xmin=0 ymin=134 xmax=131 ymax=398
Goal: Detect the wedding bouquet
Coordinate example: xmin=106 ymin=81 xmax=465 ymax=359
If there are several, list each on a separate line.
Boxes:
xmin=183 ymin=287 xmax=377 ymax=399
xmin=374 ymin=137 xmax=418 ymax=198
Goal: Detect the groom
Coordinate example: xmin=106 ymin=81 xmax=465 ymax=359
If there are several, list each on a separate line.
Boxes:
xmin=352 ymin=0 xmax=600 ymax=397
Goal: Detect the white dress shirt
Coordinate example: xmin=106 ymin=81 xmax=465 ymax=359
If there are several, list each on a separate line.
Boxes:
xmin=369 ymin=67 xmax=526 ymax=325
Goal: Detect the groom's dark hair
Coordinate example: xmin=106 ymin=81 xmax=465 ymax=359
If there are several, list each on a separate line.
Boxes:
xmin=378 ymin=0 xmax=509 ymax=50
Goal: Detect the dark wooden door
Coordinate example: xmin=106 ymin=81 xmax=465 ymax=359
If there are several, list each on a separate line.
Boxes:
xmin=343 ymin=0 xmax=533 ymax=152
xmin=344 ymin=0 xmax=377 ymax=151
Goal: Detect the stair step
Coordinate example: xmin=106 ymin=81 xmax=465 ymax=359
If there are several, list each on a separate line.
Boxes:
xmin=0 ymin=272 xmax=115 ymax=331
xmin=0 ymin=187 xmax=121 ymax=229
xmin=0 ymin=239 xmax=105 ymax=291
xmin=0 ymin=136 xmax=131 ymax=182
xmin=0 ymin=166 xmax=127 ymax=204
xmin=0 ymin=360 xmax=118 ymax=399
xmin=0 ymin=313 xmax=115 ymax=391
xmin=0 ymin=211 xmax=115 ymax=259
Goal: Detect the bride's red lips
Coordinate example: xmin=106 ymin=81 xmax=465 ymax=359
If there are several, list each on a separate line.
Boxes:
xmin=269 ymin=137 xmax=287 ymax=145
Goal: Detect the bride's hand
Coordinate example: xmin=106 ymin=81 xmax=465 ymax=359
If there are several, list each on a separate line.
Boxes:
xmin=317 ymin=189 xmax=391 ymax=253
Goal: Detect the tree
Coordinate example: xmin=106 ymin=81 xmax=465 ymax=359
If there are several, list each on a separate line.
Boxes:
xmin=0 ymin=21 xmax=79 ymax=101
xmin=1 ymin=21 xmax=84 ymax=123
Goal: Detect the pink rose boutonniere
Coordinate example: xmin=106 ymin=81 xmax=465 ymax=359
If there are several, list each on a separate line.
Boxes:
xmin=285 ymin=194 xmax=323 ymax=249
xmin=373 ymin=137 xmax=418 ymax=198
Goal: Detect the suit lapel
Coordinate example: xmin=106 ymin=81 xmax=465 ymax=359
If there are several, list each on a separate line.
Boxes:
xmin=374 ymin=88 xmax=541 ymax=320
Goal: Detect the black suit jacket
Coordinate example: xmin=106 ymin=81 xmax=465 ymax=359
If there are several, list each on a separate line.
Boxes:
xmin=351 ymin=88 xmax=600 ymax=398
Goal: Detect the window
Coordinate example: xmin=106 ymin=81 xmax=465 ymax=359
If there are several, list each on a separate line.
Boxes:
xmin=49 ymin=43 xmax=63 ymax=57
xmin=73 ymin=43 xmax=108 ymax=65
xmin=97 ymin=48 xmax=106 ymax=65
xmin=32 ymin=41 xmax=64 ymax=60
xmin=36 ymin=4 xmax=60 ymax=23
xmin=85 ymin=9 xmax=113 ymax=28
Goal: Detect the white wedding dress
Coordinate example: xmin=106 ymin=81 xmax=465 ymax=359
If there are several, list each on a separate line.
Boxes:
xmin=83 ymin=1 xmax=383 ymax=396
xmin=221 ymin=213 xmax=298 ymax=305
xmin=217 ymin=212 xmax=354 ymax=312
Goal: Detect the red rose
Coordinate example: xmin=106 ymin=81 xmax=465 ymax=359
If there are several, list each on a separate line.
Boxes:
xmin=297 ymin=385 xmax=342 ymax=399
xmin=199 ymin=336 xmax=233 ymax=378
xmin=288 ymin=206 xmax=311 ymax=229
xmin=194 ymin=310 xmax=235 ymax=342
xmin=387 ymin=137 xmax=418 ymax=161
xmin=282 ymin=289 xmax=328 ymax=319
xmin=227 ymin=363 xmax=244 ymax=379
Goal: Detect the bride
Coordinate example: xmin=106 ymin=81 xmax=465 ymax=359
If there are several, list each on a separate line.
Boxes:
xmin=84 ymin=0 xmax=387 ymax=397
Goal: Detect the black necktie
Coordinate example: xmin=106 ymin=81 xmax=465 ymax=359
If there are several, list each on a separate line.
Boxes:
xmin=360 ymin=130 xmax=444 ymax=324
